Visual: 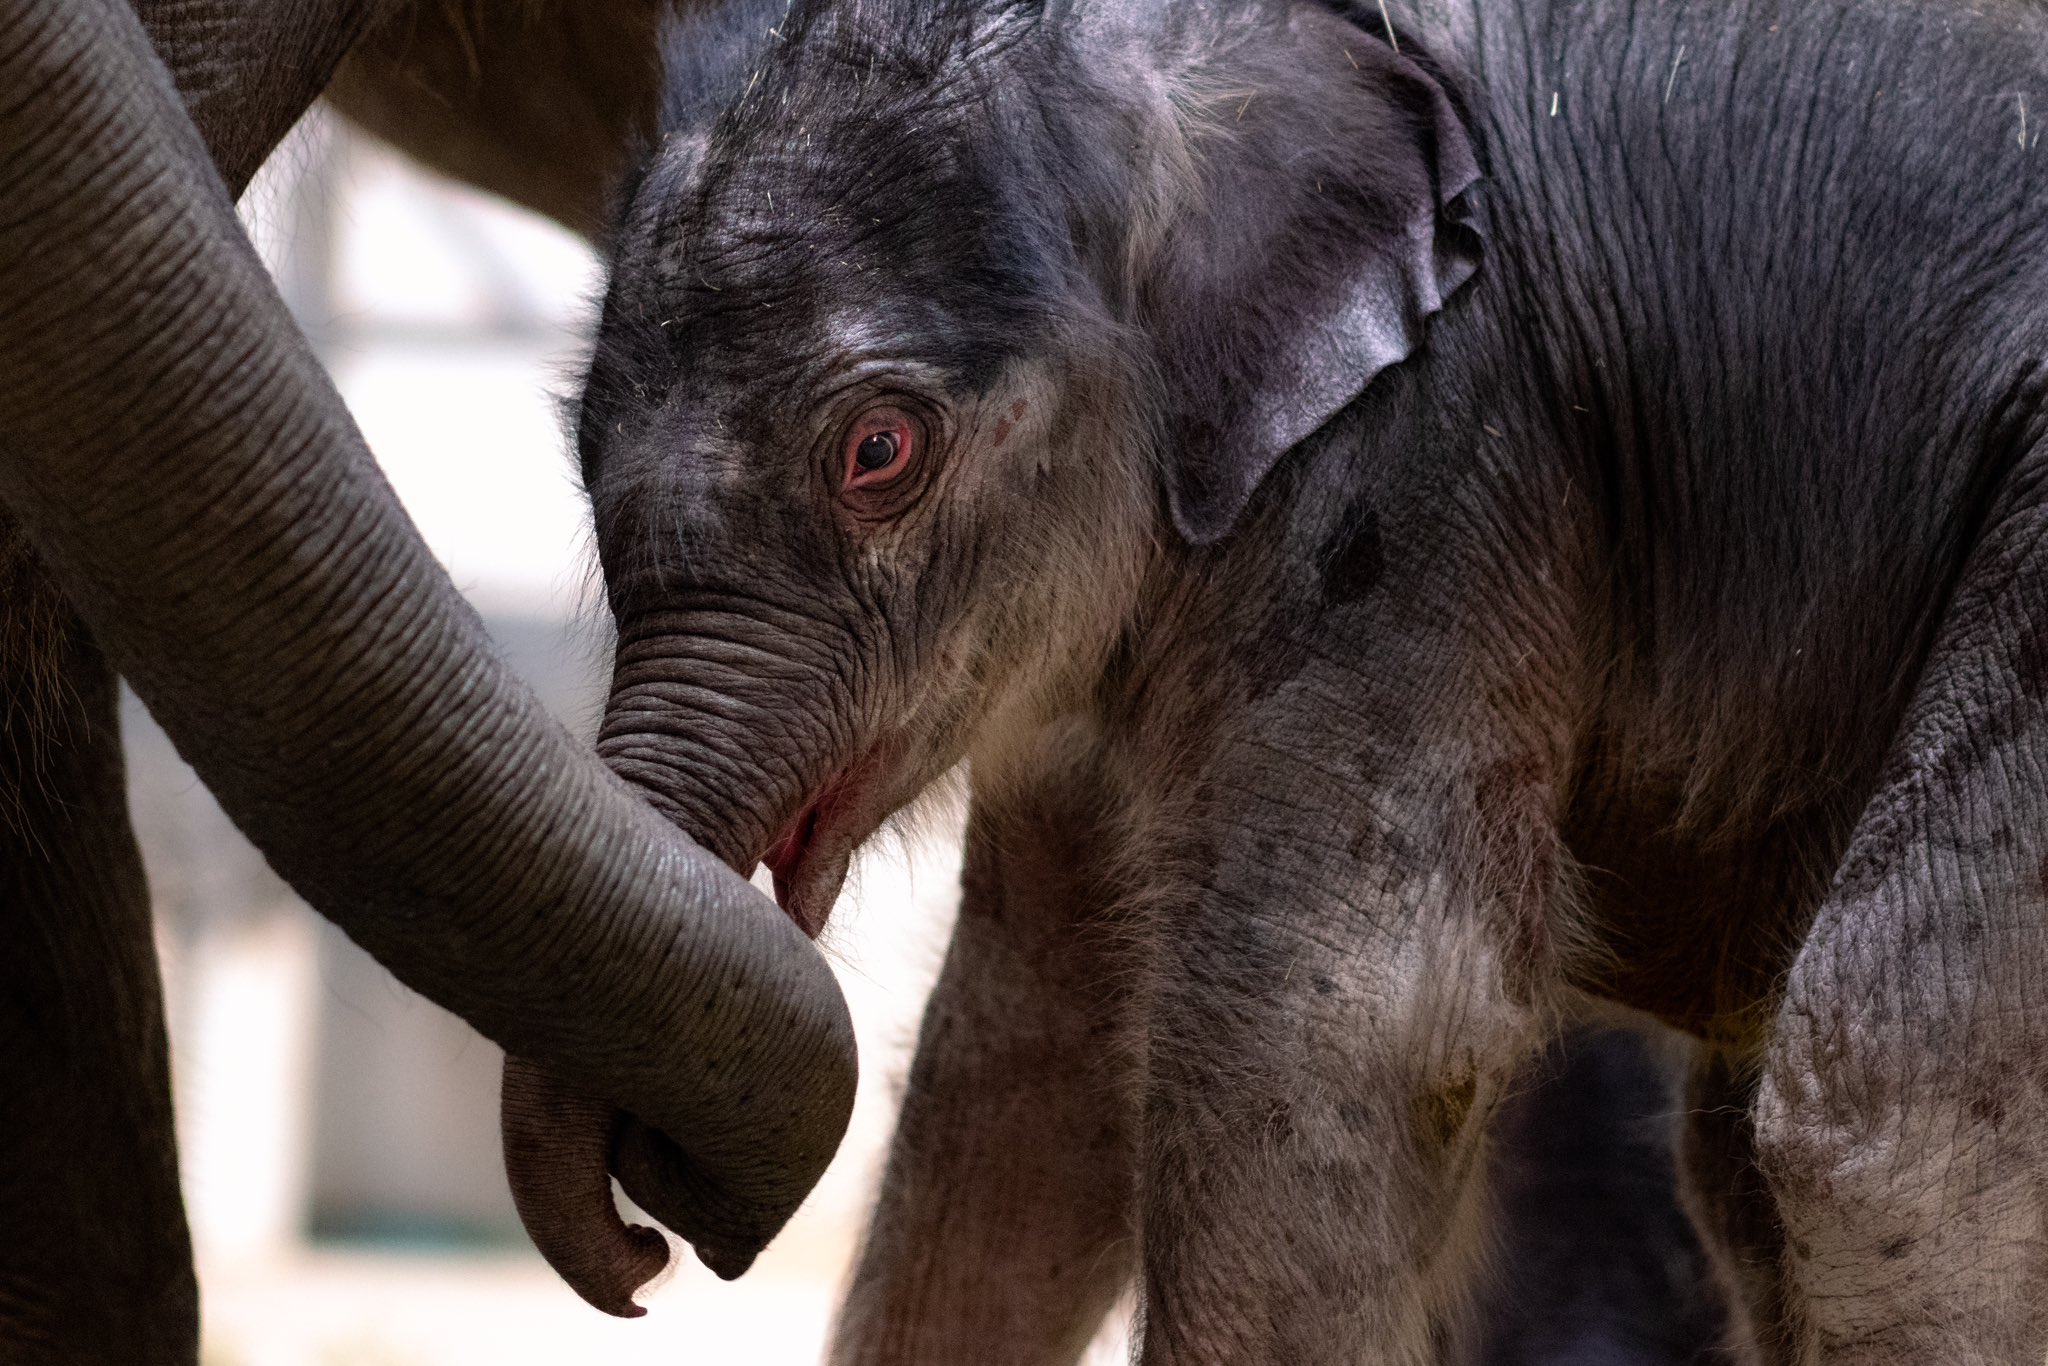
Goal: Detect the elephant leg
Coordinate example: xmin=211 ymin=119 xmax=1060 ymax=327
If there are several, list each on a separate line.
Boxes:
xmin=1753 ymin=492 xmax=2048 ymax=1363
xmin=1132 ymin=755 xmax=1552 ymax=1363
xmin=831 ymin=747 xmax=1137 ymax=1365
xmin=0 ymin=548 xmax=196 ymax=1362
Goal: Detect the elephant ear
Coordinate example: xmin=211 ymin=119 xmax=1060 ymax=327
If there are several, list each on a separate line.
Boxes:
xmin=1139 ymin=19 xmax=1482 ymax=544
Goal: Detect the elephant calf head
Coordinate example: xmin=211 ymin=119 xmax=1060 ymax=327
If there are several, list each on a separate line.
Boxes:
xmin=578 ymin=0 xmax=1478 ymax=932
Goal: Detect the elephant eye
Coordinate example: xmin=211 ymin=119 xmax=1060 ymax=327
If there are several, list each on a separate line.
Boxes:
xmin=841 ymin=408 xmax=918 ymax=492
xmin=856 ymin=431 xmax=899 ymax=470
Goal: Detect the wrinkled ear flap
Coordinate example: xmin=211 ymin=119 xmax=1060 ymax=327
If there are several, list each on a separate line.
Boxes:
xmin=1144 ymin=21 xmax=1483 ymax=544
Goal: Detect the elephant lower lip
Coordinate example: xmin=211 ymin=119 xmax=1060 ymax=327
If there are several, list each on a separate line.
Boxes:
xmin=761 ymin=787 xmax=850 ymax=940
xmin=758 ymin=738 xmax=905 ymax=938
xmin=762 ymin=803 xmax=822 ymax=934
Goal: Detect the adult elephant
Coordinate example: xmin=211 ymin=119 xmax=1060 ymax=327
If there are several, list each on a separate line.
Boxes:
xmin=0 ymin=1 xmax=854 ymax=1359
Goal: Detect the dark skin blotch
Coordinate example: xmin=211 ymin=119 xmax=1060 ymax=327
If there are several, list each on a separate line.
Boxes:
xmin=1411 ymin=1071 xmax=1478 ymax=1150
xmin=1228 ymin=596 xmax=1316 ymax=703
xmin=1222 ymin=493 xmax=1380 ymax=710
xmin=1968 ymin=1088 xmax=2007 ymax=1127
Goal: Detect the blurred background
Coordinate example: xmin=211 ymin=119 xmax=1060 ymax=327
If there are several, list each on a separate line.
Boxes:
xmin=127 ymin=113 xmax=1133 ymax=1365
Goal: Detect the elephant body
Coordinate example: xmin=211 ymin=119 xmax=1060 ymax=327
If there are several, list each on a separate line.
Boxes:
xmin=574 ymin=0 xmax=2048 ymax=1360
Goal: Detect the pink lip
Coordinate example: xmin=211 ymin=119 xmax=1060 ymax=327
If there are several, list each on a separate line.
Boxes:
xmin=754 ymin=738 xmax=906 ymax=940
xmin=760 ymin=797 xmax=827 ymax=937
xmin=758 ymin=772 xmax=854 ymax=940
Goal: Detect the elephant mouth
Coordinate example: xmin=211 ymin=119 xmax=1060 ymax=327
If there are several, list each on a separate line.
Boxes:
xmin=760 ymin=789 xmax=847 ymax=939
xmin=757 ymin=737 xmax=904 ymax=939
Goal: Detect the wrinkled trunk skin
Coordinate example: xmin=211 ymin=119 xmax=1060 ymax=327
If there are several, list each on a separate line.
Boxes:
xmin=595 ymin=608 xmax=855 ymax=881
xmin=501 ymin=1059 xmax=674 ymax=1316
xmin=0 ymin=0 xmax=856 ymax=1325
xmin=494 ymin=612 xmax=859 ymax=1299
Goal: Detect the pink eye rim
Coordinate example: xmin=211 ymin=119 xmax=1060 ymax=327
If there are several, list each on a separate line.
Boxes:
xmin=839 ymin=406 xmax=919 ymax=492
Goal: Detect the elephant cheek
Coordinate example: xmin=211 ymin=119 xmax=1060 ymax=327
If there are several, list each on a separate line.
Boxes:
xmin=500 ymin=1055 xmax=671 ymax=1317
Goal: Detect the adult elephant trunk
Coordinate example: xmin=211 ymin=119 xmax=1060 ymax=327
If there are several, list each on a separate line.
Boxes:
xmin=500 ymin=604 xmax=865 ymax=1304
xmin=0 ymin=0 xmax=854 ymax=1313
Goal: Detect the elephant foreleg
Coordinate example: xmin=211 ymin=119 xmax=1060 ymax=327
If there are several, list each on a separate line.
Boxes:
xmin=1132 ymin=744 xmax=1551 ymax=1365
xmin=0 ymin=548 xmax=196 ymax=1363
xmin=1754 ymin=489 xmax=2048 ymax=1364
xmin=830 ymin=746 xmax=1139 ymax=1365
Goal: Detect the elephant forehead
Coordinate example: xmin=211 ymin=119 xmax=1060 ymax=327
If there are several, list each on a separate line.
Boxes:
xmin=660 ymin=234 xmax=1056 ymax=406
xmin=671 ymin=97 xmax=1056 ymax=298
xmin=675 ymin=160 xmax=1031 ymax=306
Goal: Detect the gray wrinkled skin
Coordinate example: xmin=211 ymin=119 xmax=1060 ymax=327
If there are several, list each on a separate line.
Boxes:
xmin=579 ymin=0 xmax=2048 ymax=1360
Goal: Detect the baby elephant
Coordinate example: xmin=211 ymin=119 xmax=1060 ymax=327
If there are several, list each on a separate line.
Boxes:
xmin=566 ymin=0 xmax=2048 ymax=1358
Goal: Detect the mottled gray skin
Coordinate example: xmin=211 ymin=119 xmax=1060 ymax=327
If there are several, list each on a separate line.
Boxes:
xmin=0 ymin=1 xmax=859 ymax=1358
xmin=577 ymin=0 xmax=2048 ymax=1360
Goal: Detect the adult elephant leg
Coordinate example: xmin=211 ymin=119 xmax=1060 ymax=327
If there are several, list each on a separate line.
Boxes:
xmin=134 ymin=0 xmax=400 ymax=196
xmin=1754 ymin=484 xmax=2048 ymax=1363
xmin=830 ymin=738 xmax=1139 ymax=1366
xmin=0 ymin=547 xmax=195 ymax=1363
xmin=1132 ymin=715 xmax=1555 ymax=1363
